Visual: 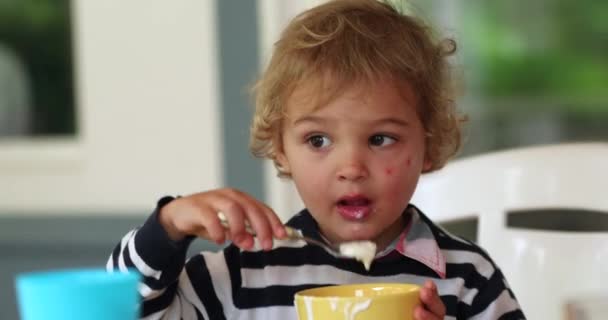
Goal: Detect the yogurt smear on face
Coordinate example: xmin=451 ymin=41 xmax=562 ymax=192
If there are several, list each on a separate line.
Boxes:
xmin=338 ymin=241 xmax=377 ymax=270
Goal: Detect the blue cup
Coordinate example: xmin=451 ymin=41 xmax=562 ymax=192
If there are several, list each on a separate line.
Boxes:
xmin=15 ymin=268 xmax=140 ymax=320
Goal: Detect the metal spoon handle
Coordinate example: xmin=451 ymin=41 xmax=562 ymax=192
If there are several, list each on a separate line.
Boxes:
xmin=217 ymin=212 xmax=375 ymax=270
xmin=217 ymin=211 xmax=297 ymax=239
xmin=217 ymin=212 xmax=339 ymax=254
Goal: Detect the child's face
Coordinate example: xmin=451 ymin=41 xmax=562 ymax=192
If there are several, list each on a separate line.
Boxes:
xmin=277 ymin=77 xmax=430 ymax=248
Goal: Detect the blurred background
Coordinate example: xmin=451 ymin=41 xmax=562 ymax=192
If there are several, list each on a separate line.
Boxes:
xmin=0 ymin=0 xmax=606 ymax=318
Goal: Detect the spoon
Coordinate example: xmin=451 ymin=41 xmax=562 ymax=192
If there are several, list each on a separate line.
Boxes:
xmin=217 ymin=212 xmax=377 ymax=270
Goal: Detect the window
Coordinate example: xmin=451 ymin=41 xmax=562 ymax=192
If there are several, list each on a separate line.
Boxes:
xmin=0 ymin=0 xmax=76 ymax=137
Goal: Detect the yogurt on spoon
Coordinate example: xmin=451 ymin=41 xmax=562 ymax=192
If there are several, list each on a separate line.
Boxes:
xmin=339 ymin=241 xmax=377 ymax=271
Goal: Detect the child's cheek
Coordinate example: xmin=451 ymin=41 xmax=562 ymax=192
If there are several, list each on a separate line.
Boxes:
xmin=384 ymin=157 xmax=412 ymax=176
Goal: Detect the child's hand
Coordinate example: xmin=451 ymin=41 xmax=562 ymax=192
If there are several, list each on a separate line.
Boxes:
xmin=158 ymin=188 xmax=287 ymax=251
xmin=414 ymin=280 xmax=446 ymax=320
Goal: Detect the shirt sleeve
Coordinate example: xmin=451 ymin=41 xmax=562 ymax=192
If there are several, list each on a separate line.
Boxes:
xmin=106 ymin=196 xmax=206 ymax=319
xmin=466 ymin=267 xmax=526 ymax=320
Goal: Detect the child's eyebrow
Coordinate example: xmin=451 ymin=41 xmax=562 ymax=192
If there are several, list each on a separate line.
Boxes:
xmin=292 ymin=116 xmax=410 ymax=128
xmin=292 ymin=116 xmax=326 ymax=126
xmin=371 ymin=118 xmax=411 ymax=127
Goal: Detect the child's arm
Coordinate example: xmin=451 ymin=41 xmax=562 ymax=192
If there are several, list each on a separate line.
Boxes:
xmin=107 ymin=189 xmax=286 ymax=319
xmin=107 ymin=198 xmax=192 ymax=318
xmin=466 ymin=268 xmax=526 ymax=319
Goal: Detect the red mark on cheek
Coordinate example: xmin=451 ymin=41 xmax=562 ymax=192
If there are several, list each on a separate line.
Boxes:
xmin=386 ymin=158 xmax=412 ymax=175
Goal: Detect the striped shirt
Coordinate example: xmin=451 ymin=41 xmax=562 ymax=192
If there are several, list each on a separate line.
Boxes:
xmin=108 ymin=198 xmax=525 ymax=319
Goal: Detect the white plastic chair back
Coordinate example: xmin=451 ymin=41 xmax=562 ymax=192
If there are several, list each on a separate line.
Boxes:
xmin=411 ymin=142 xmax=608 ymax=320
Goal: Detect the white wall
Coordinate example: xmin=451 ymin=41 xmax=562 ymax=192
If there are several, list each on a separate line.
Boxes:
xmin=0 ymin=0 xmax=223 ymax=215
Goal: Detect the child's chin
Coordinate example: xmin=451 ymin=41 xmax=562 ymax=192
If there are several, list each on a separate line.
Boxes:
xmin=338 ymin=228 xmax=377 ymax=242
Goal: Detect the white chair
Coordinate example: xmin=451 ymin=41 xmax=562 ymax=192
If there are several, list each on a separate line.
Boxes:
xmin=411 ymin=142 xmax=608 ymax=320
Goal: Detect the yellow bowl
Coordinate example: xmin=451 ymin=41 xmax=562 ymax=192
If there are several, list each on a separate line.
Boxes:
xmin=294 ymin=283 xmax=421 ymax=320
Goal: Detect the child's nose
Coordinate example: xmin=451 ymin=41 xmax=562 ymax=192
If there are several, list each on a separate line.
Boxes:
xmin=337 ymin=163 xmax=369 ymax=181
xmin=336 ymin=148 xmax=369 ymax=181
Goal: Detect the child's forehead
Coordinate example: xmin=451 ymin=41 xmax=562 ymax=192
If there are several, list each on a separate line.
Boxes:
xmin=284 ymin=79 xmax=358 ymax=118
xmin=284 ymin=75 xmax=417 ymax=117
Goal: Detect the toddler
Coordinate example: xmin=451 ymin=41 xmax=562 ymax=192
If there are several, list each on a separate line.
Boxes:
xmin=108 ymin=1 xmax=525 ymax=319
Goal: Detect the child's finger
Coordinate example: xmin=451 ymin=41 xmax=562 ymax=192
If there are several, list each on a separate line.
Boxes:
xmin=232 ymin=192 xmax=274 ymax=249
xmin=214 ymin=198 xmax=248 ymax=236
xmin=243 ymin=205 xmax=275 ymax=250
xmin=207 ymin=193 xmax=259 ymax=250
xmin=260 ymin=203 xmax=287 ymax=239
xmin=219 ymin=189 xmax=274 ymax=250
xmin=414 ymin=305 xmax=440 ymax=320
xmin=211 ymin=189 xmax=273 ymax=250
xmin=420 ymin=280 xmax=446 ymax=317
xmin=195 ymin=205 xmax=227 ymax=244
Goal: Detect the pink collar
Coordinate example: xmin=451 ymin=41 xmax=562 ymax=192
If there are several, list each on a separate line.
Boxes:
xmin=376 ymin=207 xmax=446 ymax=278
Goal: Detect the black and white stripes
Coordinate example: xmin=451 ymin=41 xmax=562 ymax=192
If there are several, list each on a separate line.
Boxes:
xmin=108 ymin=204 xmax=525 ymax=319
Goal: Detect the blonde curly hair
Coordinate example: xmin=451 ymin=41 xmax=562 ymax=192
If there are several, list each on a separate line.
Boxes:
xmin=250 ymin=0 xmax=465 ymax=176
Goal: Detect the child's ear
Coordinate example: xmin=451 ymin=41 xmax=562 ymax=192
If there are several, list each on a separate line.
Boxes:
xmin=422 ymin=157 xmax=432 ymax=172
xmin=275 ymin=150 xmax=291 ymax=173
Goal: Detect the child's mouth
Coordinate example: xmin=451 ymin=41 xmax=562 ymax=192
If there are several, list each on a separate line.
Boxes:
xmin=336 ymin=195 xmax=372 ymax=221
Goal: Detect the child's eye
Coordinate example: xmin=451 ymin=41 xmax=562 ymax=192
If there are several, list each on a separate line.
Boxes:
xmin=307 ymin=135 xmax=332 ymax=149
xmin=369 ymin=134 xmax=397 ymax=147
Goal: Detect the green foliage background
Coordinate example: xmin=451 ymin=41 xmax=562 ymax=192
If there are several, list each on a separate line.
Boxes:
xmin=0 ymin=0 xmax=75 ymax=135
